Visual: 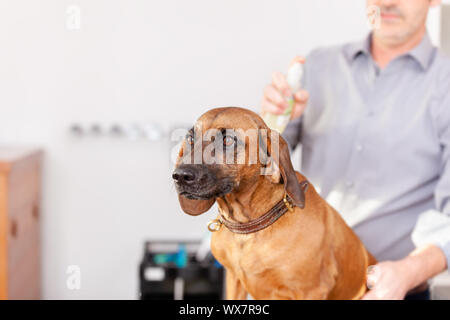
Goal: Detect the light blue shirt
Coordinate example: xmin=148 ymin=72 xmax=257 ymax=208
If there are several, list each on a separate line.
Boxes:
xmin=283 ymin=32 xmax=450 ymax=268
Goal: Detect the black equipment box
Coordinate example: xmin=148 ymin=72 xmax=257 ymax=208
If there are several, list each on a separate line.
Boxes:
xmin=139 ymin=240 xmax=224 ymax=300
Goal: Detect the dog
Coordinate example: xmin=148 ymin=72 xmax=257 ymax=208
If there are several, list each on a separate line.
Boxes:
xmin=172 ymin=107 xmax=376 ymax=299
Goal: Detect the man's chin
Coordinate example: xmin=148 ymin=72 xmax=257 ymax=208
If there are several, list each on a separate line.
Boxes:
xmin=374 ymin=27 xmax=411 ymax=44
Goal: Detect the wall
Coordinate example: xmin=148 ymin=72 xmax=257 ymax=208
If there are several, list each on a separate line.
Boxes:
xmin=0 ymin=0 xmax=443 ymax=299
xmin=441 ymin=2 xmax=450 ymax=56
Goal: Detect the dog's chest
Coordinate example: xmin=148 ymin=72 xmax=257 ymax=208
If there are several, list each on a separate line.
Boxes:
xmin=212 ymin=230 xmax=269 ymax=272
xmin=210 ymin=222 xmax=332 ymax=299
xmin=211 ymin=229 xmax=293 ymax=293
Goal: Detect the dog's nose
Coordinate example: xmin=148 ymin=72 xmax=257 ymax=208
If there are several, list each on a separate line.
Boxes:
xmin=172 ymin=167 xmax=197 ymax=185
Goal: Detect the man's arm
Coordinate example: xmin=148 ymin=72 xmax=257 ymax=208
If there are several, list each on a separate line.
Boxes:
xmin=282 ymin=113 xmax=304 ymax=153
xmin=403 ymin=244 xmax=447 ymax=289
xmin=363 ymin=72 xmax=450 ymax=300
xmin=410 ymin=72 xmax=450 ymax=278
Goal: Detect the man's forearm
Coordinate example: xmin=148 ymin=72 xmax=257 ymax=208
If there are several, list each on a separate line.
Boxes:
xmin=401 ymin=244 xmax=448 ymax=290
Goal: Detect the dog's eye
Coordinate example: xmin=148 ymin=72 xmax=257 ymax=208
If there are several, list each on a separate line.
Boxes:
xmin=223 ymin=135 xmax=235 ymax=147
xmin=187 ymin=135 xmax=194 ymax=145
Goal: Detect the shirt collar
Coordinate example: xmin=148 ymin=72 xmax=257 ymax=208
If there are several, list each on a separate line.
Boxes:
xmin=345 ymin=32 xmax=435 ymax=71
xmin=345 ymin=33 xmax=372 ymax=61
xmin=407 ymin=32 xmax=435 ymax=70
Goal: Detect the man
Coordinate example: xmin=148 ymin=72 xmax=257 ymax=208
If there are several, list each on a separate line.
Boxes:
xmin=261 ymin=0 xmax=450 ymax=299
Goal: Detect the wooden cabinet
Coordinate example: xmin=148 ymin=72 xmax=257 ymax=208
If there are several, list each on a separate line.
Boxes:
xmin=0 ymin=147 xmax=42 ymax=299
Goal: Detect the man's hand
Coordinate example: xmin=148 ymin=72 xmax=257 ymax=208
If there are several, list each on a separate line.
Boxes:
xmin=362 ymin=261 xmax=412 ymax=300
xmin=362 ymin=244 xmax=447 ymax=300
xmin=261 ymin=56 xmax=309 ymax=120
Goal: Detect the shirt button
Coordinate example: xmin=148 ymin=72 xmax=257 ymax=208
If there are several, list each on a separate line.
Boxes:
xmin=356 ymin=144 xmax=363 ymax=152
xmin=367 ymin=111 xmax=374 ymax=117
xmin=345 ymin=181 xmax=354 ymax=188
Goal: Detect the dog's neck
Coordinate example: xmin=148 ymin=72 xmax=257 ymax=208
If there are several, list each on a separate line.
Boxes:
xmin=216 ymin=176 xmax=285 ymax=223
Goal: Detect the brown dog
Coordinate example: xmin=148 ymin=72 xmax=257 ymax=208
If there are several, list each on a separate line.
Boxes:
xmin=172 ymin=107 xmax=376 ymax=300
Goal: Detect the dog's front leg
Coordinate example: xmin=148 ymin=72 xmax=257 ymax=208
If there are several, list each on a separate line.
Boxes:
xmin=225 ymin=270 xmax=248 ymax=300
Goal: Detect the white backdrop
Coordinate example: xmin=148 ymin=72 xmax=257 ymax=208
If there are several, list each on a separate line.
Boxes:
xmin=0 ymin=0 xmax=442 ymax=299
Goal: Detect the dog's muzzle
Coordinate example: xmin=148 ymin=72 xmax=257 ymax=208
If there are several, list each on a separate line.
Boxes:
xmin=172 ymin=164 xmax=234 ymax=200
xmin=172 ymin=164 xmax=209 ymax=186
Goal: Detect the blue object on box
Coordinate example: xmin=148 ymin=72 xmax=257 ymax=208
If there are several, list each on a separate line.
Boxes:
xmin=175 ymin=244 xmax=187 ymax=268
xmin=153 ymin=244 xmax=188 ymax=268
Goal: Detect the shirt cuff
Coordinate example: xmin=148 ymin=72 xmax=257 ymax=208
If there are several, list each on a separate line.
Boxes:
xmin=411 ymin=209 xmax=450 ymax=271
xmin=439 ymin=242 xmax=450 ymax=270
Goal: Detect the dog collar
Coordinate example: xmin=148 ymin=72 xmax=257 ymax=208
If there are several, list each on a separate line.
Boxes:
xmin=207 ymin=181 xmax=308 ymax=234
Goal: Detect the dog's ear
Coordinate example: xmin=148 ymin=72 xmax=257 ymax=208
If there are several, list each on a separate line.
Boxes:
xmin=267 ymin=131 xmax=306 ymax=209
xmin=175 ymin=137 xmax=216 ymax=216
xmin=178 ymin=195 xmax=215 ymax=216
xmin=259 ymin=130 xmax=281 ymax=184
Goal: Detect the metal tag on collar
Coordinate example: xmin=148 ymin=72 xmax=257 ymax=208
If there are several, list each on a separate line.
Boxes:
xmin=207 ymin=219 xmax=223 ymax=232
xmin=283 ymin=193 xmax=294 ymax=212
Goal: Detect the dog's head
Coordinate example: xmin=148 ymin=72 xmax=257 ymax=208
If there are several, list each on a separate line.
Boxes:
xmin=172 ymin=107 xmax=306 ymax=215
